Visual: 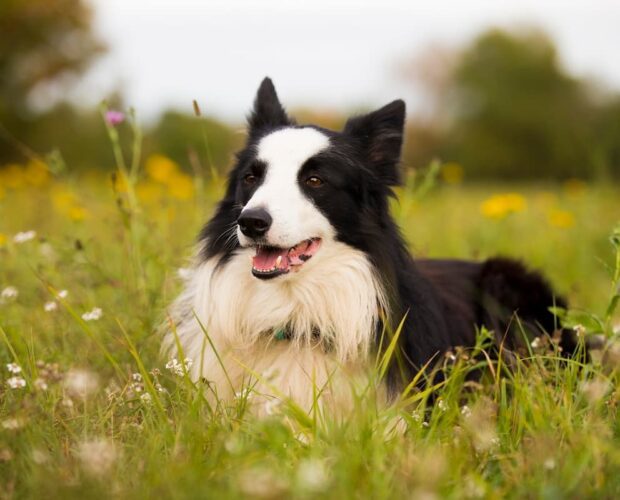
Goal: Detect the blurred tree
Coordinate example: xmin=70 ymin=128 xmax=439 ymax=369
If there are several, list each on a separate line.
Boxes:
xmin=404 ymin=28 xmax=619 ymax=180
xmin=0 ymin=0 xmax=105 ymax=162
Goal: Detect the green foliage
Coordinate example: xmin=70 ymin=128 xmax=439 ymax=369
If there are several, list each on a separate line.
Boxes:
xmin=404 ymin=28 xmax=620 ymax=180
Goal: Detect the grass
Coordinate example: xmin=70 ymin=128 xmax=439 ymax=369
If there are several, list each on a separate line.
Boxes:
xmin=1 ymin=127 xmax=620 ymax=497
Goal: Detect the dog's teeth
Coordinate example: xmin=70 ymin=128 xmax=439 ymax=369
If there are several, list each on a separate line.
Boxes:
xmin=276 ymin=256 xmax=282 ymax=267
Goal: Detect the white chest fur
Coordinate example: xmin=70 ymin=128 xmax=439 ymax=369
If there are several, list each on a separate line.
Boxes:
xmin=164 ymin=241 xmax=386 ymax=414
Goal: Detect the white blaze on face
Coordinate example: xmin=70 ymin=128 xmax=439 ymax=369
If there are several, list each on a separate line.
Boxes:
xmin=238 ymin=127 xmax=334 ymax=248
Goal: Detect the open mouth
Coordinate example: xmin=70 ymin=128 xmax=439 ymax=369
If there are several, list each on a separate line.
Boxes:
xmin=251 ymin=238 xmax=322 ymax=279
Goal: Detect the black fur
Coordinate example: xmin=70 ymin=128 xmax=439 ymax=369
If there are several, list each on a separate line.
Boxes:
xmin=199 ymin=77 xmax=573 ymax=393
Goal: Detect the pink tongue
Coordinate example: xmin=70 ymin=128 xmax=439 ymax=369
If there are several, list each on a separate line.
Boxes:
xmin=253 ymin=247 xmax=289 ymax=271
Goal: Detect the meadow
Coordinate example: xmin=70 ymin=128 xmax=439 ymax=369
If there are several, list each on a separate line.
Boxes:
xmin=1 ymin=128 xmax=620 ymax=498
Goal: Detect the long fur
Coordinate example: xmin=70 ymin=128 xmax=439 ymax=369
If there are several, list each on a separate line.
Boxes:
xmin=163 ymin=77 xmax=572 ymax=414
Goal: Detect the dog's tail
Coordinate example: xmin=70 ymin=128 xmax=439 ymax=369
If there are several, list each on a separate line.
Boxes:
xmin=477 ymin=257 xmax=585 ymax=359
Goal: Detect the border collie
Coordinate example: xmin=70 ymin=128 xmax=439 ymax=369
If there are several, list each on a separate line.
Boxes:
xmin=164 ymin=78 xmax=573 ymax=414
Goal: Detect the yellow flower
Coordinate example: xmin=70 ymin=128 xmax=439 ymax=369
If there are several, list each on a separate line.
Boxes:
xmin=563 ymin=178 xmax=587 ymax=199
xmin=51 ymin=186 xmax=78 ymax=213
xmin=24 ymin=160 xmax=50 ymax=187
xmin=480 ymin=193 xmax=527 ymax=219
xmin=0 ymin=233 xmax=6 ymax=247
xmin=145 ymin=155 xmax=179 ymax=184
xmin=441 ymin=162 xmax=464 ymax=185
xmin=113 ymin=171 xmax=129 ymax=193
xmin=136 ymin=181 xmax=164 ymax=205
xmin=0 ymin=164 xmax=25 ymax=189
xmin=68 ymin=205 xmax=89 ymax=221
xmin=548 ymin=209 xmax=575 ymax=228
xmin=167 ymin=173 xmax=194 ymax=200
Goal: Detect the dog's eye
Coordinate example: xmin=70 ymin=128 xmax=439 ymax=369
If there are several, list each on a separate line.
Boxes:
xmin=305 ymin=176 xmax=323 ymax=188
xmin=244 ymin=174 xmax=258 ymax=185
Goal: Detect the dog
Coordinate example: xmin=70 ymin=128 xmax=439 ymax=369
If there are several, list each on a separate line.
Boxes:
xmin=163 ymin=77 xmax=575 ymax=414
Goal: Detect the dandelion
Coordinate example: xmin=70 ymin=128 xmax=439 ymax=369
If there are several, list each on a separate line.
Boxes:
xmin=548 ymin=209 xmax=575 ymax=229
xmin=6 ymin=362 xmax=21 ymax=374
xmin=82 ymin=307 xmax=103 ymax=321
xmin=480 ymin=193 xmax=526 ymax=220
xmin=145 ymin=154 xmax=179 ymax=184
xmin=1 ymin=286 xmax=18 ymax=301
xmin=167 ymin=173 xmax=195 ymax=200
xmin=105 ymin=110 xmax=125 ymax=126
xmin=64 ymin=368 xmax=99 ymax=399
xmin=76 ymin=438 xmax=118 ymax=477
xmin=7 ymin=376 xmax=26 ymax=389
xmin=44 ymin=301 xmax=58 ymax=312
xmin=13 ymin=230 xmax=36 ymax=243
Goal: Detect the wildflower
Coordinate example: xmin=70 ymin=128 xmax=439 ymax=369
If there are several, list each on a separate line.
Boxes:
xmin=145 ymin=154 xmax=179 ymax=184
xmin=437 ymin=398 xmax=447 ymax=412
xmin=58 ymin=289 xmax=69 ymax=299
xmin=580 ymin=378 xmax=611 ymax=404
xmin=167 ymin=173 xmax=195 ymax=200
xmin=105 ymin=110 xmax=125 ymax=126
xmin=263 ymin=397 xmax=281 ymax=416
xmin=13 ymin=230 xmax=36 ymax=243
xmin=132 ymin=373 xmax=142 ymax=382
xmin=165 ymin=358 xmax=193 ymax=376
xmin=64 ymin=368 xmax=100 ymax=399
xmin=531 ymin=337 xmax=541 ymax=349
xmin=24 ymin=160 xmax=50 ymax=187
xmin=6 ymin=362 xmax=21 ymax=374
xmin=68 ymin=205 xmax=88 ymax=221
xmin=0 ymin=233 xmax=6 ymax=247
xmin=460 ymin=405 xmax=472 ymax=418
xmin=0 ymin=164 xmax=25 ymax=189
xmin=1 ymin=286 xmax=18 ymax=301
xmin=548 ymin=209 xmax=575 ymax=229
xmin=44 ymin=301 xmax=58 ymax=312
xmin=154 ymin=382 xmax=166 ymax=393
xmin=480 ymin=193 xmax=526 ymax=220
xmin=76 ymin=438 xmax=118 ymax=477
xmin=574 ymin=324 xmax=586 ymax=337
xmin=297 ymin=459 xmax=329 ymax=493
xmin=34 ymin=378 xmax=48 ymax=391
xmin=7 ymin=376 xmax=26 ymax=389
xmin=140 ymin=393 xmax=152 ymax=404
xmin=82 ymin=307 xmax=103 ymax=321
xmin=2 ymin=418 xmax=25 ymax=430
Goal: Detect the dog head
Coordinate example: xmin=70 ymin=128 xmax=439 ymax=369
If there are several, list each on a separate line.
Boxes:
xmin=202 ymin=77 xmax=406 ymax=280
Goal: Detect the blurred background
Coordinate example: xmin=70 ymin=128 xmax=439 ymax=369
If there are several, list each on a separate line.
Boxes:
xmin=1 ymin=0 xmax=620 ymax=181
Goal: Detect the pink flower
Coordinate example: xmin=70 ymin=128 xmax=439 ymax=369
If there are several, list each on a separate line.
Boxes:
xmin=105 ymin=110 xmax=125 ymax=126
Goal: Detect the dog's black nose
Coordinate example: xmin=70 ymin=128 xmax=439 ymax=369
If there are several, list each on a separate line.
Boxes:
xmin=238 ymin=208 xmax=272 ymax=239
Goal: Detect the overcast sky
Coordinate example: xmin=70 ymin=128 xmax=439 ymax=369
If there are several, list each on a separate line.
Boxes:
xmin=81 ymin=0 xmax=620 ymax=123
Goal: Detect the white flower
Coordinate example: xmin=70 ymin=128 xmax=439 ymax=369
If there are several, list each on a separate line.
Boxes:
xmin=574 ymin=324 xmax=586 ymax=337
xmin=437 ymin=398 xmax=447 ymax=412
xmin=531 ymin=337 xmax=541 ymax=349
xmin=2 ymin=418 xmax=25 ymax=431
xmin=64 ymin=368 xmax=99 ymax=399
xmin=140 ymin=393 xmax=152 ymax=404
xmin=13 ymin=230 xmax=36 ymax=244
xmin=34 ymin=378 xmax=48 ymax=391
xmin=460 ymin=405 xmax=472 ymax=418
xmin=264 ymin=398 xmax=281 ymax=416
xmin=297 ymin=459 xmax=329 ymax=492
xmin=6 ymin=363 xmax=21 ymax=374
xmin=57 ymin=289 xmax=69 ymax=299
xmin=44 ymin=301 xmax=58 ymax=312
xmin=132 ymin=373 xmax=142 ymax=382
xmin=165 ymin=358 xmax=193 ymax=376
xmin=76 ymin=439 xmax=118 ymax=477
xmin=1 ymin=286 xmax=18 ymax=301
xmin=81 ymin=307 xmax=103 ymax=321
xmin=7 ymin=376 xmax=26 ymax=389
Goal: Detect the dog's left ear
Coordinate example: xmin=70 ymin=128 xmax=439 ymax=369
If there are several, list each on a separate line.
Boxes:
xmin=247 ymin=77 xmax=294 ymax=138
xmin=343 ymin=99 xmax=406 ymax=185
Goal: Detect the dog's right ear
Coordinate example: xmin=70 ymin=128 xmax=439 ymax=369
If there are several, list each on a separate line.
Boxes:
xmin=247 ymin=77 xmax=293 ymax=138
